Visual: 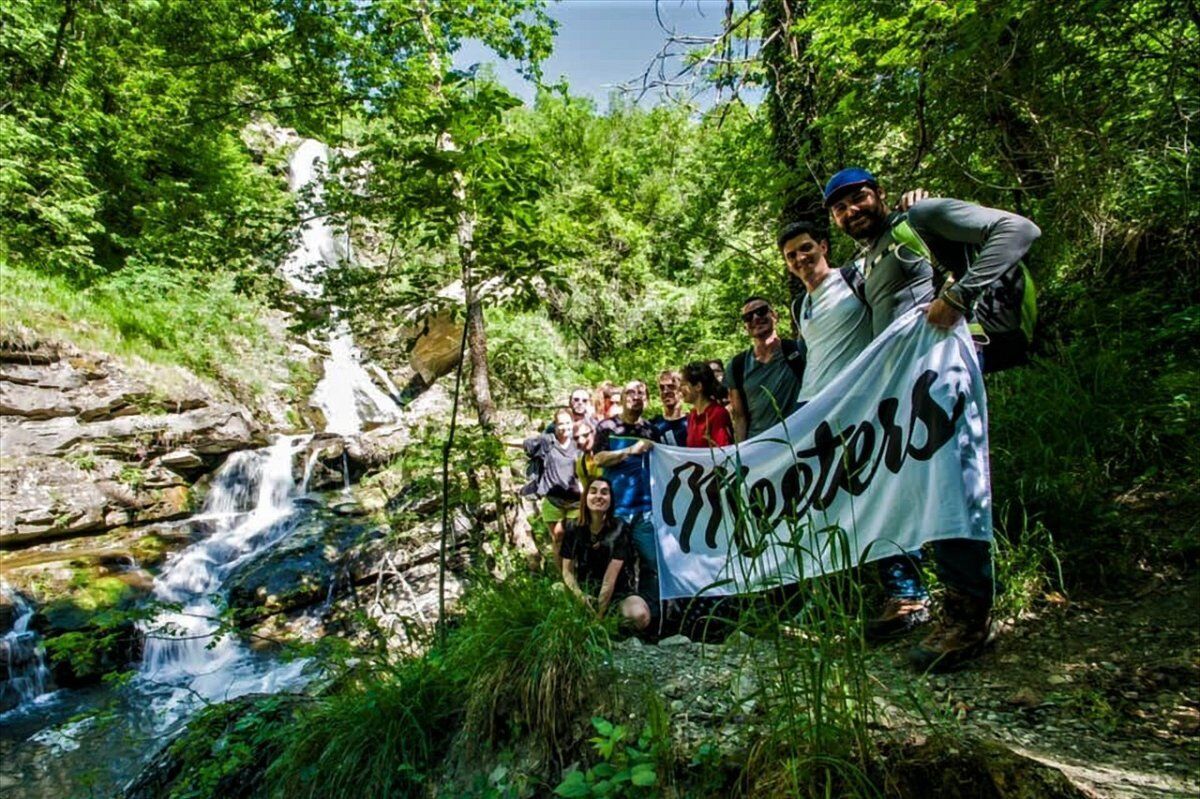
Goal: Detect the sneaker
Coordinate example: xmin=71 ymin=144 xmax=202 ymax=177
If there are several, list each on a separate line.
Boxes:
xmin=907 ymin=590 xmax=992 ymax=673
xmin=864 ymin=597 xmax=931 ymax=643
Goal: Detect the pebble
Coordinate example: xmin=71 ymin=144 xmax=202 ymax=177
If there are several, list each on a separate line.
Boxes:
xmin=659 ymin=634 xmax=692 ymax=647
xmin=1047 ymin=674 xmax=1071 ymax=685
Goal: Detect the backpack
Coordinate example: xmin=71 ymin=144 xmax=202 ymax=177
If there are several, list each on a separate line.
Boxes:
xmin=791 ymin=264 xmax=868 ymax=333
xmin=872 ymin=213 xmax=1037 ymax=372
xmin=731 ymin=337 xmax=807 ymax=392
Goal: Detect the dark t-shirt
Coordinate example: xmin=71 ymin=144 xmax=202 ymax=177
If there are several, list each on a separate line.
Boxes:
xmin=650 ymin=414 xmax=688 ymax=447
xmin=561 ymin=518 xmax=635 ymax=598
xmin=522 ymin=433 xmax=580 ymax=505
xmin=594 ymin=417 xmax=659 ymax=517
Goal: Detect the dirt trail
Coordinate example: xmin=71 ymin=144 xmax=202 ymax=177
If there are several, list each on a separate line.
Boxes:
xmin=612 ymin=573 xmax=1199 ymax=798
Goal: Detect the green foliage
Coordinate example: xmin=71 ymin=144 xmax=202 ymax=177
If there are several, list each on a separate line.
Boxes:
xmin=265 ymin=658 xmax=462 ymax=799
xmin=1 ymin=262 xmax=282 ymax=391
xmin=553 ymin=716 xmax=663 ymax=798
xmin=487 ymin=309 xmax=580 ymax=406
xmin=444 ymin=574 xmax=615 ymax=759
xmin=158 ymin=695 xmax=305 ymax=799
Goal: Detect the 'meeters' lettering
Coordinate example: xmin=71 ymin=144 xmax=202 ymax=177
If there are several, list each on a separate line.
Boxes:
xmin=664 ymin=369 xmax=966 ymax=554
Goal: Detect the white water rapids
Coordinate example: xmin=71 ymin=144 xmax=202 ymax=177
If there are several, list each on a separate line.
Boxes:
xmin=136 ymin=436 xmax=311 ymax=723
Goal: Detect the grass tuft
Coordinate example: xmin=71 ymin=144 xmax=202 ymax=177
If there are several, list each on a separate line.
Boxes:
xmin=445 ymin=574 xmax=616 ymax=761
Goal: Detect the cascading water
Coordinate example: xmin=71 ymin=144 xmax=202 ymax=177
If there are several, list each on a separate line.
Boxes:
xmin=0 ymin=586 xmax=53 ymax=714
xmin=137 ymin=435 xmax=312 ymax=721
xmin=284 ymin=138 xmax=401 ymax=435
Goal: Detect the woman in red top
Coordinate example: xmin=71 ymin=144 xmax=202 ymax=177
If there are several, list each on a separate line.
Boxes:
xmin=681 ymin=361 xmax=734 ymax=448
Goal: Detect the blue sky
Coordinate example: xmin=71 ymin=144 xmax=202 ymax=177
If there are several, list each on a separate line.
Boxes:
xmin=455 ymin=0 xmax=755 ymax=110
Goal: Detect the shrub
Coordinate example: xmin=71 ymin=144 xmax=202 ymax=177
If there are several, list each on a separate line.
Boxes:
xmin=444 ymin=574 xmax=615 ymax=761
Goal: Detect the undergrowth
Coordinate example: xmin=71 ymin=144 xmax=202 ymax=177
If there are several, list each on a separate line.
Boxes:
xmin=257 ymin=575 xmax=613 ymax=799
xmin=0 ymin=261 xmax=282 ymax=394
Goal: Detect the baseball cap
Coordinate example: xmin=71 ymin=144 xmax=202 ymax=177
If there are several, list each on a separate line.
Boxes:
xmin=823 ymin=167 xmax=878 ymax=207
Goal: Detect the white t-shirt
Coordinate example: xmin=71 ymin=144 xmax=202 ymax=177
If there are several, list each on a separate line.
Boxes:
xmin=796 ymin=267 xmax=873 ymax=401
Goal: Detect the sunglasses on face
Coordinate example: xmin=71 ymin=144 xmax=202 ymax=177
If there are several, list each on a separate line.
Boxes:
xmin=658 ymin=384 xmax=677 ymax=392
xmin=741 ymin=305 xmax=772 ymax=323
xmin=570 ymin=396 xmax=588 ymax=403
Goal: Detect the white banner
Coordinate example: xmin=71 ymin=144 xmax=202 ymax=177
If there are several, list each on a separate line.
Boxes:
xmin=650 ymin=309 xmax=991 ymax=601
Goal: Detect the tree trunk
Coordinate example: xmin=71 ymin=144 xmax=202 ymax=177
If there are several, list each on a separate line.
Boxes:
xmin=760 ymin=0 xmax=825 ymax=226
xmin=418 ymin=0 xmax=497 ymax=429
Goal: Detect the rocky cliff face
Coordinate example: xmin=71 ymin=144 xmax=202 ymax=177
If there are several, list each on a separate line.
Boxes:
xmin=0 ymin=327 xmax=267 ymax=547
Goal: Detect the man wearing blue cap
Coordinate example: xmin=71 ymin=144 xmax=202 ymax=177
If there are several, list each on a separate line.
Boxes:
xmin=822 ymin=167 xmax=1040 ymax=672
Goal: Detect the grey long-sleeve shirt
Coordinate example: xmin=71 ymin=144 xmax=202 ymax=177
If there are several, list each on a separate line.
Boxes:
xmin=905 ymin=198 xmax=1041 ymax=302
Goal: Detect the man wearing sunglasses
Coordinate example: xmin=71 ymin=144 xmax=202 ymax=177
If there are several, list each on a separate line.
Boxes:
xmin=724 ymin=298 xmax=805 ymax=443
xmin=543 ymin=388 xmax=596 ymax=433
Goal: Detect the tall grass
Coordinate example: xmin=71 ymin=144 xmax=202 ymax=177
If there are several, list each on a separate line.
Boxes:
xmin=444 ymin=573 xmax=616 ymax=761
xmin=265 ymin=658 xmax=461 ymax=799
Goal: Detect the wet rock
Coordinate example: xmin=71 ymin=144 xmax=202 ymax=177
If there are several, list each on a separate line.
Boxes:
xmin=159 ymin=449 xmax=204 ymax=471
xmin=224 ymin=510 xmax=378 ymax=619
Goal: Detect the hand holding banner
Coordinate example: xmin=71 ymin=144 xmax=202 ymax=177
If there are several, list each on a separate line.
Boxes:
xmin=649 ymin=310 xmax=991 ymax=601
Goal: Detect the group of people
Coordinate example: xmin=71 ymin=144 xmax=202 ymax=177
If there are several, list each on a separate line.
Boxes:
xmin=518 ymin=167 xmax=1040 ymax=673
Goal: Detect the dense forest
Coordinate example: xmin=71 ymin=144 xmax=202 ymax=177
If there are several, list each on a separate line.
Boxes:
xmin=1 ymin=1 xmax=1197 ymax=797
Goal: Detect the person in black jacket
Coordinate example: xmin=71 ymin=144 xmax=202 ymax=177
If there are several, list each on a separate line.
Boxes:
xmin=561 ymin=478 xmax=651 ymax=631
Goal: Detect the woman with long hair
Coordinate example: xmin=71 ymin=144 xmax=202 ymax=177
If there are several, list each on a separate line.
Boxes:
xmin=681 ymin=361 xmax=734 ymax=448
xmin=561 ymin=478 xmax=651 ymax=630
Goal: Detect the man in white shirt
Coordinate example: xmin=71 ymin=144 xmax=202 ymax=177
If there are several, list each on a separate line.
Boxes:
xmin=780 ymin=221 xmax=873 ymax=402
xmin=778 ymin=220 xmax=931 ymax=642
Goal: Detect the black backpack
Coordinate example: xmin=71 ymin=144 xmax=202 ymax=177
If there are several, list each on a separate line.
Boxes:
xmin=730 ymin=337 xmax=807 ymax=392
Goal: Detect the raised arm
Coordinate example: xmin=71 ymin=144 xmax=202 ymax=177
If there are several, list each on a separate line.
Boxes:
xmin=908 ymin=198 xmax=1040 ymax=299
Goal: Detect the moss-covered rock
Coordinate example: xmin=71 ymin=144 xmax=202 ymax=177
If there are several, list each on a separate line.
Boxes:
xmin=34 ymin=563 xmax=152 ymax=686
xmin=224 ymin=511 xmax=379 ymax=622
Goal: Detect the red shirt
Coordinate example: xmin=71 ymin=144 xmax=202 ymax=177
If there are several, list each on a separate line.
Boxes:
xmin=686 ymin=403 xmax=733 ymax=448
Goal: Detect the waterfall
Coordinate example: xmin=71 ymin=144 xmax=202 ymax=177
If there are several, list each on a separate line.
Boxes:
xmin=0 ymin=585 xmax=53 ymax=715
xmin=283 ymin=138 xmax=401 ymax=435
xmin=137 ymin=436 xmax=311 ymax=721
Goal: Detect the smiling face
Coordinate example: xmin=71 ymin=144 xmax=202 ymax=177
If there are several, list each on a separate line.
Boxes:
xmin=657 ymin=374 xmax=681 ymax=412
xmin=569 ymin=389 xmax=591 ymax=418
xmin=553 ymin=410 xmax=574 ymax=442
xmin=740 ymin=299 xmax=777 ymax=341
xmin=679 ymin=378 xmax=699 ymax=405
xmin=781 ymin=231 xmax=831 ymax=291
xmin=585 ymin=479 xmax=612 ymax=514
xmin=622 ymin=381 xmax=646 ymax=417
xmin=829 ymin=185 xmax=889 ymax=242
xmin=573 ymin=421 xmax=595 ymax=452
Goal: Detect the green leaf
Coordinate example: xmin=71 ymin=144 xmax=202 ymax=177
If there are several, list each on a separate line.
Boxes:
xmin=630 ymin=763 xmax=657 ymax=787
xmin=554 ymin=770 xmax=591 ymax=798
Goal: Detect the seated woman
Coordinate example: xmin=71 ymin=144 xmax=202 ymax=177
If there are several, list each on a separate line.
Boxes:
xmin=681 ymin=361 xmax=734 ymax=448
xmin=522 ymin=407 xmax=581 ymax=564
xmin=561 ymin=478 xmax=651 ymax=630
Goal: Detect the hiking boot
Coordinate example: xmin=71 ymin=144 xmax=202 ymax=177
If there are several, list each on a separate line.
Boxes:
xmin=907 ymin=590 xmax=992 ymax=673
xmin=864 ymin=597 xmax=931 ymax=643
